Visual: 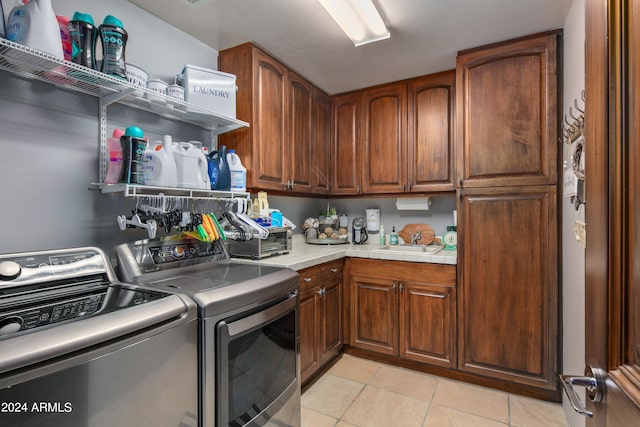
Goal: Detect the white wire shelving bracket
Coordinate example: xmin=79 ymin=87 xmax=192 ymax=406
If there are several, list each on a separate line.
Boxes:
xmin=0 ymin=38 xmax=249 ymax=198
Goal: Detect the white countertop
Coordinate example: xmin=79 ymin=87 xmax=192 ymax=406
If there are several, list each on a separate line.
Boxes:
xmin=231 ymin=235 xmax=457 ymax=271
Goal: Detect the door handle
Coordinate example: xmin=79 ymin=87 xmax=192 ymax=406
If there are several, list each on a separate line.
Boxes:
xmin=559 ymin=365 xmax=606 ymax=417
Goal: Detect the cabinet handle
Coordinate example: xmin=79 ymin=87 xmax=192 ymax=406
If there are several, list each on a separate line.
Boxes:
xmin=399 ymin=283 xmax=404 ymax=292
xmin=392 ymin=282 xmax=397 ymax=292
xmin=290 ymin=181 xmax=294 ymax=190
xmin=357 ymin=185 xmax=361 ymax=194
xmin=304 ymin=277 xmax=312 ymax=283
xmin=330 ymin=268 xmax=338 ymax=273
xmin=457 ymin=189 xmax=462 ymax=202
xmin=408 ymin=183 xmax=412 ymax=191
xmin=284 ymin=181 xmax=290 ymax=189
xmin=458 ymin=178 xmax=463 ymax=189
xmin=402 ymin=184 xmax=406 ymax=191
xmin=317 ymin=287 xmax=324 ymax=296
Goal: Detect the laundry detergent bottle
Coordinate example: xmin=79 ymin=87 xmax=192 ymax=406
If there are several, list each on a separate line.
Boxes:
xmin=6 ymin=0 xmax=64 ymax=59
xmin=98 ymin=15 xmax=127 ymax=79
xmin=143 ymin=135 xmax=178 ymax=187
xmin=208 ymin=145 xmax=231 ymax=191
xmin=104 ymin=128 xmax=125 ymax=184
xmin=227 ymin=149 xmax=247 ymax=193
xmin=119 ymin=126 xmax=147 ymax=185
xmin=68 ymin=12 xmax=97 ymax=69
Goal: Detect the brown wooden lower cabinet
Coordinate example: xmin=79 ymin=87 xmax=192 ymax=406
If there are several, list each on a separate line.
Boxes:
xmin=299 ymin=259 xmax=344 ymax=384
xmin=348 ymin=259 xmax=457 ymax=368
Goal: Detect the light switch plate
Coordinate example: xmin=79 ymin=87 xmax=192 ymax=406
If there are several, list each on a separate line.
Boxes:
xmin=574 ymin=220 xmax=586 ymax=248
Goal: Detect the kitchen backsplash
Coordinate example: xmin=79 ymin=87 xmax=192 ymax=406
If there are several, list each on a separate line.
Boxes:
xmin=269 ymin=195 xmax=456 ymax=237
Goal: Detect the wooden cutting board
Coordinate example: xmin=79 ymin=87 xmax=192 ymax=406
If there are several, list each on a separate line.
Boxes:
xmin=398 ymin=224 xmax=435 ymax=245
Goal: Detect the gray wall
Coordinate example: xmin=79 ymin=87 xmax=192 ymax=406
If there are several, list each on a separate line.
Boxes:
xmin=0 ymin=0 xmax=219 ymax=254
xmin=561 ymin=1 xmax=586 ymax=426
xmin=267 ymin=195 xmax=456 ymax=239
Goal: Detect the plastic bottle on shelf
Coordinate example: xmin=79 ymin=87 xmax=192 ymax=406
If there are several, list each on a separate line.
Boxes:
xmin=1 ymin=1 xmax=7 ymax=38
xmin=104 ymin=128 xmax=124 ymax=184
xmin=56 ymin=15 xmax=72 ymax=61
xmin=98 ymin=15 xmax=127 ymax=79
xmin=227 ymin=149 xmax=247 ymax=193
xmin=143 ymin=135 xmax=178 ymax=187
xmin=68 ymin=12 xmax=97 ymax=69
xmin=207 ymin=145 xmax=231 ymax=191
xmin=379 ymin=225 xmax=385 ymax=245
xmin=119 ymin=126 xmax=147 ymax=185
xmin=6 ymin=0 xmax=64 ymax=59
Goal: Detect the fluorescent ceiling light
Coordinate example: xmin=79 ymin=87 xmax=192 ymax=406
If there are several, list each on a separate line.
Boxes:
xmin=318 ymin=0 xmax=390 ymax=46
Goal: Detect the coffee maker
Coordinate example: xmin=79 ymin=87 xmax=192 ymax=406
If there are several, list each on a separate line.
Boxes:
xmin=352 ymin=217 xmax=368 ymax=244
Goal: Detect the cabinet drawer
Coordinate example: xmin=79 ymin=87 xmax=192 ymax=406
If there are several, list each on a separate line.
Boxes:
xmin=299 ymin=266 xmax=321 ymax=292
xmin=320 ymin=259 xmax=344 ymax=284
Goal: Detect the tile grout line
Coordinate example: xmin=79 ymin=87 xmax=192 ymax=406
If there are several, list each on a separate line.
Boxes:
xmin=335 ymin=363 xmax=382 ymax=425
xmin=420 ymin=377 xmax=440 ymax=427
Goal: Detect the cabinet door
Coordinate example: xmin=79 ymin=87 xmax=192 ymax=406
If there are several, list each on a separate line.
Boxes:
xmin=252 ymin=49 xmax=289 ymax=191
xmin=362 ymin=83 xmax=407 ymax=194
xmin=288 ymin=71 xmax=314 ymax=192
xmin=320 ymin=280 xmax=343 ymax=365
xmin=399 ymin=282 xmax=456 ymax=368
xmin=456 ymin=33 xmax=558 ymax=188
xmin=313 ymin=88 xmax=331 ymax=194
xmin=300 ymin=287 xmax=320 ymax=383
xmin=350 ymin=275 xmax=397 ymax=355
xmin=331 ymin=93 xmax=362 ymax=195
xmin=458 ymin=186 xmax=558 ymax=390
xmin=408 ymin=71 xmax=455 ymax=192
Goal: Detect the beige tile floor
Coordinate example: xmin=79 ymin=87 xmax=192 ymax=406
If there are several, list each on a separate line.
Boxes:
xmin=302 ymin=355 xmax=569 ymax=427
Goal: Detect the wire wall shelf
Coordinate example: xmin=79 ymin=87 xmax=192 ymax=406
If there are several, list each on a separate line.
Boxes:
xmin=0 ymin=38 xmax=249 ymax=134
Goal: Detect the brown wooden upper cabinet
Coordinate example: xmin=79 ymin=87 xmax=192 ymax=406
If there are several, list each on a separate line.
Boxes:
xmin=456 ymin=33 xmax=559 ymax=188
xmin=313 ymin=88 xmax=331 ymax=195
xmin=333 ymin=71 xmax=455 ymax=196
xmin=331 ymin=92 xmax=362 ymax=195
xmin=408 ymin=71 xmax=456 ymax=192
xmin=361 ymin=83 xmax=407 ymax=193
xmin=219 ymin=43 xmax=318 ymax=194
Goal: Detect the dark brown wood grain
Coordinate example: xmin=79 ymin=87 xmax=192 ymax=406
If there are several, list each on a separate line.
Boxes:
xmin=400 ymin=282 xmax=457 ymax=368
xmin=313 ymin=88 xmax=331 ymax=194
xmin=457 ymin=186 xmax=558 ymax=390
xmin=456 ymin=32 xmax=559 ymax=188
xmin=348 ymin=259 xmax=456 ymax=363
xmin=331 ymin=92 xmax=362 ymax=195
xmin=299 ymin=261 xmax=344 ymax=385
xmin=408 ymin=70 xmax=456 ymax=192
xmin=288 ymin=70 xmax=314 ymax=192
xmin=584 ymin=0 xmax=640 ymax=423
xmin=218 ymin=43 xmax=289 ymax=192
xmin=361 ymin=83 xmax=407 ymax=193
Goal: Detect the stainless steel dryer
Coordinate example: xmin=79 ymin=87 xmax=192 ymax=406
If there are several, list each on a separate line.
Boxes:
xmin=114 ymin=236 xmax=301 ymax=427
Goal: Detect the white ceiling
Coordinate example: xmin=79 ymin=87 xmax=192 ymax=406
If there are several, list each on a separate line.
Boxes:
xmin=129 ymin=0 xmax=573 ymax=95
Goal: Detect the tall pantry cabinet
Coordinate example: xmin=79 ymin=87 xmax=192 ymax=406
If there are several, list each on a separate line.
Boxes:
xmin=455 ymin=31 xmax=561 ymax=398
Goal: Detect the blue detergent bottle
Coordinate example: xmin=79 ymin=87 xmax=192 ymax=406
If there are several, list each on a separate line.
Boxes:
xmin=207 ymin=145 xmax=231 ymax=191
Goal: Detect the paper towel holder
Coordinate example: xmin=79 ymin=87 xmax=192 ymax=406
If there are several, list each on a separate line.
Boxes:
xmin=395 ymin=197 xmax=431 ymax=211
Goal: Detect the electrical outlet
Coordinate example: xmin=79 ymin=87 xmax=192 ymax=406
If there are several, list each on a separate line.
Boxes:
xmin=574 ymin=220 xmax=586 ymax=248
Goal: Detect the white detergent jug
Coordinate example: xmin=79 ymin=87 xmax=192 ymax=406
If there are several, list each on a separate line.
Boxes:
xmin=173 ymin=142 xmax=209 ymax=189
xmin=194 ymin=143 xmax=210 ymax=190
xmin=143 ymin=135 xmax=178 ymax=187
xmin=7 ymin=0 xmax=64 ymax=59
xmin=227 ymin=149 xmax=247 ymax=193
